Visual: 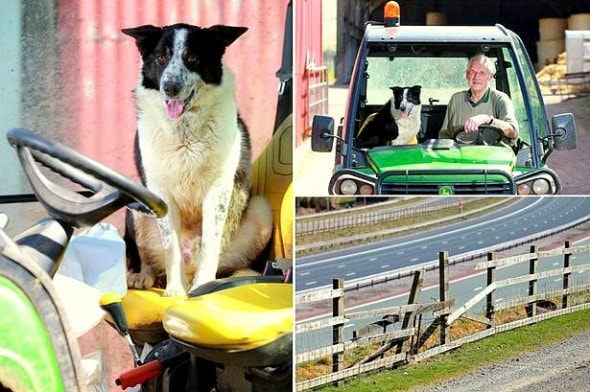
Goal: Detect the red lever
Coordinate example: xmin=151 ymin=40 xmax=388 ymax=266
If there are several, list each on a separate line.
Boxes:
xmin=116 ymin=360 xmax=162 ymax=389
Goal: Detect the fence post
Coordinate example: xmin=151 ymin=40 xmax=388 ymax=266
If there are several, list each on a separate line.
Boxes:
xmin=439 ymin=251 xmax=449 ymax=345
xmin=332 ymin=278 xmax=344 ymax=385
xmin=486 ymin=252 xmax=496 ymax=327
xmin=396 ymin=269 xmax=424 ymax=355
xmin=527 ymin=245 xmax=538 ymax=317
xmin=562 ymin=241 xmax=571 ymax=309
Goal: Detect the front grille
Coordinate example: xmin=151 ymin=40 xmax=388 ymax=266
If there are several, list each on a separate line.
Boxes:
xmin=376 ymin=169 xmax=516 ymax=195
xmin=379 ymin=182 xmax=513 ymax=194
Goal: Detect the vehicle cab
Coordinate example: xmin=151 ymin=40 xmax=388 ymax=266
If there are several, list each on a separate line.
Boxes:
xmin=312 ymin=1 xmax=576 ymax=195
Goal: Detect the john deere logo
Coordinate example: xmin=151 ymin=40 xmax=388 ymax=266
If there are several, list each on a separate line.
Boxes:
xmin=438 ymin=186 xmax=454 ymax=195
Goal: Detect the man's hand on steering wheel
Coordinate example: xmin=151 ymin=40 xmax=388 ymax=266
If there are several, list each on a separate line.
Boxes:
xmin=464 ymin=114 xmax=493 ymax=133
xmin=454 ymin=124 xmax=503 ymax=146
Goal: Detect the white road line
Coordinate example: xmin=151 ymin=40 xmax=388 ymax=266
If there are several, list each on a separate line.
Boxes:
xmin=298 ymin=198 xmax=544 ymax=267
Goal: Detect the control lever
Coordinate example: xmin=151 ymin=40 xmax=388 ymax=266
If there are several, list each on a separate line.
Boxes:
xmin=100 ymin=292 xmax=142 ymax=366
xmin=428 ymin=97 xmax=440 ymax=111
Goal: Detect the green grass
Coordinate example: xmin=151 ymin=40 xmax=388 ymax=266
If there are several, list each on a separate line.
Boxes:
xmin=312 ymin=308 xmax=590 ymax=391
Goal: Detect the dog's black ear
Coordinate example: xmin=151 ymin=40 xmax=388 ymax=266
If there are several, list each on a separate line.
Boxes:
xmin=390 ymin=86 xmax=403 ymax=95
xmin=122 ymin=25 xmax=163 ymax=57
xmin=410 ymin=85 xmax=422 ymax=95
xmin=208 ymin=25 xmax=248 ymax=47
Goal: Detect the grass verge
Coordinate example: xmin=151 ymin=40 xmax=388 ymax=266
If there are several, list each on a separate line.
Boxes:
xmin=310 ymin=308 xmax=590 ymax=391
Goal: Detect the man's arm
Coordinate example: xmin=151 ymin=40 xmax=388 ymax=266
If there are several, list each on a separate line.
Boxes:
xmin=492 ymin=91 xmax=519 ymax=140
xmin=488 ymin=115 xmax=518 ymax=139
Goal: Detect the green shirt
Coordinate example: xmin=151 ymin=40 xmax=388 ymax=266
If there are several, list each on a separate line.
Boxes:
xmin=439 ymin=88 xmax=519 ymax=142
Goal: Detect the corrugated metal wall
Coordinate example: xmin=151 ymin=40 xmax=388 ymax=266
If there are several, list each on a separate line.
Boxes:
xmin=295 ymin=0 xmax=323 ymax=145
xmin=57 ymin=0 xmax=287 ymax=178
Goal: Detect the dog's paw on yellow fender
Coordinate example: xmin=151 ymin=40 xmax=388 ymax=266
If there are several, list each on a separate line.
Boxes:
xmin=127 ymin=272 xmax=156 ymax=290
xmin=163 ymin=284 xmax=187 ymax=298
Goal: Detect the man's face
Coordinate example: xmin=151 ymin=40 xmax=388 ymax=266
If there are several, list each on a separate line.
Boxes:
xmin=466 ymin=62 xmax=493 ymax=94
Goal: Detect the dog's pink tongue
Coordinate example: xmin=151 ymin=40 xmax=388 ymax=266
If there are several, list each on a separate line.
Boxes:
xmin=165 ymin=99 xmax=184 ymax=118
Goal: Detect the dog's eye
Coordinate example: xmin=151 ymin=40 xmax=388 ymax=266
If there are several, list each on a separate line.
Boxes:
xmin=186 ymin=54 xmax=199 ymax=65
xmin=155 ymin=54 xmax=168 ymax=64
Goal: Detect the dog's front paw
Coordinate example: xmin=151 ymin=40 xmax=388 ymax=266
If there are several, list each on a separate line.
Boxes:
xmin=162 ymin=283 xmax=187 ymax=297
xmin=127 ymin=272 xmax=155 ymax=289
xmin=188 ymin=275 xmax=215 ymax=293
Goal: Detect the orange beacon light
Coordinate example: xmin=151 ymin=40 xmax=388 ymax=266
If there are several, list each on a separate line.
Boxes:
xmin=384 ymin=1 xmax=400 ymax=27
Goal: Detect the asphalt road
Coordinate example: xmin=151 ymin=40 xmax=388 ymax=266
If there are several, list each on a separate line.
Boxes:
xmin=296 ymin=196 xmax=590 ymax=292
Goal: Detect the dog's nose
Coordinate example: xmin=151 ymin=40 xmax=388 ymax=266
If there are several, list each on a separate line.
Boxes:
xmin=163 ymin=81 xmax=181 ymax=97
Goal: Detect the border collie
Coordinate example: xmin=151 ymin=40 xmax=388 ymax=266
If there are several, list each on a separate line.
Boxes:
xmin=122 ymin=23 xmax=272 ymax=297
xmin=356 ymin=85 xmax=422 ymax=148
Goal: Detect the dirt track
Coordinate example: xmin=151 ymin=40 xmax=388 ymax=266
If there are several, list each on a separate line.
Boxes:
xmin=544 ymin=95 xmax=590 ymax=194
xmin=416 ymin=328 xmax=590 ymax=392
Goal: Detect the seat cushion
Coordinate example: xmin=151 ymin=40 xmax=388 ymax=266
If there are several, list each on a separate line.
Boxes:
xmin=121 ymin=288 xmax=185 ymax=329
xmin=163 ymin=283 xmax=292 ymax=350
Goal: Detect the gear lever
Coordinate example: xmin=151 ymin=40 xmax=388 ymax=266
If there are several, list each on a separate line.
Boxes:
xmin=100 ymin=292 xmax=142 ymax=366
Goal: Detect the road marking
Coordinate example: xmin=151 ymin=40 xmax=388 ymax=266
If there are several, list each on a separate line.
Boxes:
xmin=300 ymin=271 xmax=310 ymax=276
xmin=346 ymin=272 xmax=356 ymax=277
xmin=297 ymin=198 xmax=545 ymax=268
xmin=305 ymin=281 xmax=317 ymax=286
xmin=411 ymin=258 xmax=419 ymax=262
xmin=474 ymin=286 xmax=482 ymax=291
xmin=381 ymin=264 xmax=390 ymax=269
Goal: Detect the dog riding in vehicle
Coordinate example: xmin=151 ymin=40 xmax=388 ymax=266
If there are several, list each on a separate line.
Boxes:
xmin=312 ymin=1 xmax=577 ymax=195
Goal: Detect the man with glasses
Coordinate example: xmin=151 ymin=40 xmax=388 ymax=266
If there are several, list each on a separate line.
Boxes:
xmin=439 ymin=54 xmax=519 ymax=144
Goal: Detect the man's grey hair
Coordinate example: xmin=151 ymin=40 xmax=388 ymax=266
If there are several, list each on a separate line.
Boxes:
xmin=467 ymin=54 xmax=496 ymax=75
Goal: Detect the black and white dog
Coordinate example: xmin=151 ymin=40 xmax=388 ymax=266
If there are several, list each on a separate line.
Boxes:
xmin=122 ymin=24 xmax=272 ymax=297
xmin=356 ymin=85 xmax=422 ymax=148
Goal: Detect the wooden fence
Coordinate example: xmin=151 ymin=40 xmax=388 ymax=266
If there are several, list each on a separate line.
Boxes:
xmin=295 ymin=241 xmax=590 ymax=391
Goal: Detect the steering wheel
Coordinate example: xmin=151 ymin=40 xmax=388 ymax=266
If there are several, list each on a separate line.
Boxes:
xmin=7 ymin=128 xmax=167 ymax=227
xmin=454 ymin=124 xmax=503 ymax=146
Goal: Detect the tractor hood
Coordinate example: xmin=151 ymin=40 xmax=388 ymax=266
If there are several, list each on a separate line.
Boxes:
xmin=366 ymin=141 xmax=516 ymax=175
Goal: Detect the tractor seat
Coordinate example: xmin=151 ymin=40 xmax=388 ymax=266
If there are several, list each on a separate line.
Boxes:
xmin=119 ymin=276 xmax=292 ymax=349
xmin=163 ymin=282 xmax=292 ymax=366
xmin=120 ymin=288 xmax=185 ymax=344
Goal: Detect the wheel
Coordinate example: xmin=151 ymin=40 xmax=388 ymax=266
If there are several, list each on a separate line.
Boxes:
xmin=454 ymin=124 xmax=503 ymax=146
xmin=6 ymin=128 xmax=167 ymax=227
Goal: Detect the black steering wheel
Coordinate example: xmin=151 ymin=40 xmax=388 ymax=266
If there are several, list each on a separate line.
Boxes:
xmin=454 ymin=124 xmax=504 ymax=146
xmin=7 ymin=128 xmax=167 ymax=227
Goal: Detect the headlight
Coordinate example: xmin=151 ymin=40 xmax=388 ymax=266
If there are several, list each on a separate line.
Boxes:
xmin=339 ymin=179 xmax=358 ymax=195
xmin=532 ymin=179 xmax=550 ymax=194
xmin=329 ymin=171 xmax=376 ymax=195
xmin=516 ymin=172 xmax=558 ymax=195
xmin=517 ymin=183 xmax=531 ymax=195
xmin=359 ymin=183 xmax=374 ymax=195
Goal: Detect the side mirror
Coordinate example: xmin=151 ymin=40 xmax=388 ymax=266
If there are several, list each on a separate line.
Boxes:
xmin=311 ymin=115 xmax=335 ymax=152
xmin=551 ymin=113 xmax=577 ymax=150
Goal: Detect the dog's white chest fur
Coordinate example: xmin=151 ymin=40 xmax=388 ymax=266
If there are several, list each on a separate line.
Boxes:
xmin=135 ymin=66 xmax=241 ymax=208
xmin=391 ymin=104 xmax=421 ymax=145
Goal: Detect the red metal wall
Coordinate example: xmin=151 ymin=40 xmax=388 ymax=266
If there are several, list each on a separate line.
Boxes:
xmin=295 ymin=0 xmax=323 ymax=145
xmin=57 ymin=0 xmax=288 ymax=179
